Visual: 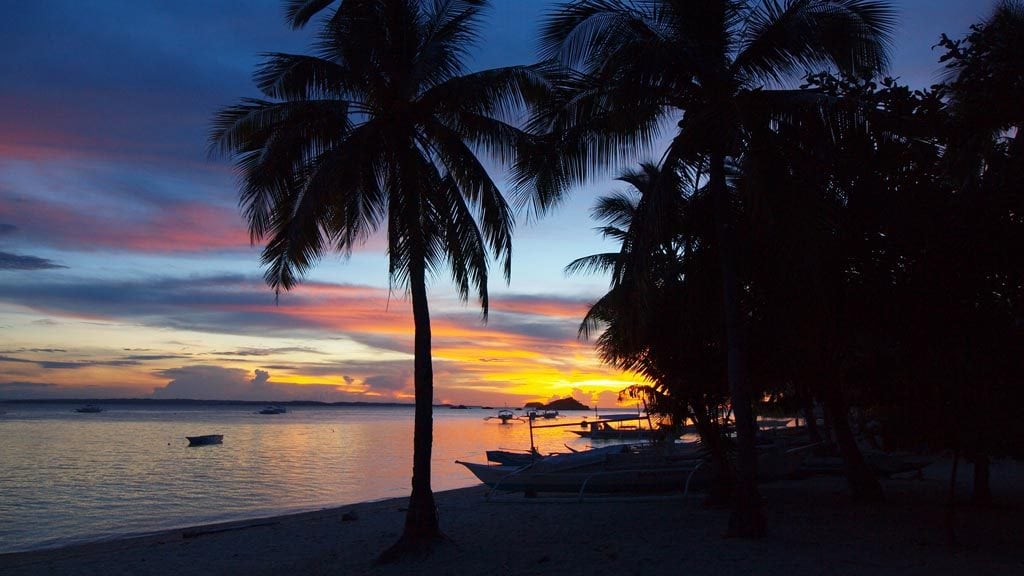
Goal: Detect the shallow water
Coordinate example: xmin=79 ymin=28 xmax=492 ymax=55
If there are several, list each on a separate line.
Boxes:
xmin=0 ymin=403 xmax=603 ymax=553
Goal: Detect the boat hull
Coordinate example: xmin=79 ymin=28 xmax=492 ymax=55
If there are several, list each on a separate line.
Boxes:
xmin=570 ymin=429 xmax=664 ymax=441
xmin=457 ymin=460 xmax=708 ymax=494
xmin=187 ymin=434 xmax=223 ymax=446
xmin=486 ymin=450 xmax=540 ymax=466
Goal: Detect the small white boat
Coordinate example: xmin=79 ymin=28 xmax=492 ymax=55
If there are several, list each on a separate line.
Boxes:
xmin=187 ymin=434 xmax=223 ymax=446
xmin=258 ymin=406 xmax=287 ymax=414
xmin=74 ymin=405 xmax=104 ymax=413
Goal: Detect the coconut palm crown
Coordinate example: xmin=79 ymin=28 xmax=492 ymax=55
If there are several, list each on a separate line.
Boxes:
xmin=209 ymin=0 xmax=541 ymax=556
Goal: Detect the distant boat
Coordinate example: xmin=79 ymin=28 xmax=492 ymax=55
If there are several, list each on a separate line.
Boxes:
xmin=449 ymin=404 xmax=469 ymax=409
xmin=569 ymin=413 xmax=664 ymax=440
xmin=484 ymin=409 xmax=522 ymax=424
xmin=258 ymin=406 xmax=287 ymax=415
xmin=187 ymin=434 xmax=223 ymax=447
xmin=74 ymin=405 xmax=103 ymax=413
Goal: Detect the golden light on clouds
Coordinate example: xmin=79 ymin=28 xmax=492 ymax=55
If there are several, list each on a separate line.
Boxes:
xmin=0 ymin=280 xmax=642 ymax=405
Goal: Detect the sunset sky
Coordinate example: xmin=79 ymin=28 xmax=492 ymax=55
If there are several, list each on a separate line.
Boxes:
xmin=0 ymin=1 xmax=985 ymax=405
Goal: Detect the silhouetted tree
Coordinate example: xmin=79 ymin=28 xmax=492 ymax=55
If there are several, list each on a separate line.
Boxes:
xmin=925 ymin=1 xmax=1024 ymax=504
xmin=569 ymin=163 xmax=735 ymax=500
xmin=523 ymin=0 xmax=895 ymax=535
xmin=211 ymin=0 xmax=541 ymax=558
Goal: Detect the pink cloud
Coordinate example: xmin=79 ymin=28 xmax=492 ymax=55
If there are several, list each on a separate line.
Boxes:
xmin=0 ymin=194 xmax=248 ymax=253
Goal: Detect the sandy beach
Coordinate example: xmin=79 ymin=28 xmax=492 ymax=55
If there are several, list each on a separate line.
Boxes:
xmin=2 ymin=457 xmax=1021 ymax=576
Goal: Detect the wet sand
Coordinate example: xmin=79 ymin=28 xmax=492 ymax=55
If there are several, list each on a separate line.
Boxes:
xmin=2 ymin=457 xmax=1021 ymax=575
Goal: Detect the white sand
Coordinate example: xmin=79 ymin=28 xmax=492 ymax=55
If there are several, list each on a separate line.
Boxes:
xmin=2 ymin=457 xmax=1021 ymax=575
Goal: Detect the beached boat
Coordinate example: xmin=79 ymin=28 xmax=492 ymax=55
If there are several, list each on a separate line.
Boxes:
xmin=462 ymin=439 xmax=813 ymax=495
xmin=258 ymin=406 xmax=287 ymax=414
xmin=187 ymin=434 xmax=224 ymax=446
xmin=484 ymin=409 xmax=522 ymax=424
xmin=486 ymin=448 xmax=544 ymax=466
xmin=800 ymin=451 xmax=933 ymax=478
xmin=458 ymin=445 xmax=710 ymax=495
xmin=74 ymin=404 xmax=103 ymax=413
xmin=571 ymin=425 xmax=655 ymax=441
xmin=570 ymin=413 xmax=667 ymax=440
xmin=863 ymin=451 xmax=933 ymax=476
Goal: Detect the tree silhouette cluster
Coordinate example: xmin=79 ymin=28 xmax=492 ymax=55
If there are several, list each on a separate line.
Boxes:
xmin=573 ymin=0 xmax=1023 ymax=518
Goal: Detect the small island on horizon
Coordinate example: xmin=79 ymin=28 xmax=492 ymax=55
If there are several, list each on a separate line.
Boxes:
xmin=523 ymin=397 xmax=590 ymax=411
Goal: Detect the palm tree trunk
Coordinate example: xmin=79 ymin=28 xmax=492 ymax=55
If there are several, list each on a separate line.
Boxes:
xmin=710 ymin=152 xmax=764 ymax=538
xmin=798 ymin=378 xmax=824 ymax=446
xmin=821 ymin=376 xmax=884 ymax=502
xmin=690 ymin=398 xmax=733 ymax=506
xmin=380 ymin=256 xmax=443 ymax=562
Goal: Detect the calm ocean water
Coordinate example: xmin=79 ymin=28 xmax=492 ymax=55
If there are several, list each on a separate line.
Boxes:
xmin=0 ymin=403 xmax=599 ymax=554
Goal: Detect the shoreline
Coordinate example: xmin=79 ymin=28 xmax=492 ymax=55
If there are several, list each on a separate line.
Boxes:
xmin=0 ymin=492 xmax=424 ymax=557
xmin=2 ymin=458 xmax=1021 ymax=575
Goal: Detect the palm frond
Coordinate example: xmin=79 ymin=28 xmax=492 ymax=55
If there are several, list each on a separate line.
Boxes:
xmin=285 ymin=0 xmax=337 ymax=29
xmin=433 ymin=173 xmax=492 ymax=315
xmin=253 ymin=53 xmax=355 ymax=101
xmin=565 ymin=252 xmax=621 ymax=278
xmin=733 ymin=0 xmax=895 ymax=85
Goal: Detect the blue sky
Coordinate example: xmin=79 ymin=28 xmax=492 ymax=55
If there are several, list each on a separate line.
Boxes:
xmin=0 ymin=0 xmax=990 ymax=404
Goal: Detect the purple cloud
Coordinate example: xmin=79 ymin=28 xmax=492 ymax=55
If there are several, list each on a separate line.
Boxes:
xmin=0 ymin=251 xmax=67 ymax=270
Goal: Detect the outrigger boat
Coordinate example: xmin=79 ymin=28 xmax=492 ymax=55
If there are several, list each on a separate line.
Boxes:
xmin=570 ymin=413 xmax=673 ymax=441
xmin=458 ymin=444 xmax=710 ymax=496
xmin=484 ymin=409 xmax=523 ymax=424
xmin=461 ymin=411 xmax=712 ymax=496
xmin=461 ymin=440 xmax=814 ymax=496
xmin=486 ymin=448 xmax=542 ymax=466
xmin=461 ymin=406 xmax=816 ymax=496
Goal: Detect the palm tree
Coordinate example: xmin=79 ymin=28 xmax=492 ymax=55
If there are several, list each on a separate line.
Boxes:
xmin=569 ymin=162 xmax=736 ymax=501
xmin=210 ymin=0 xmax=540 ymax=558
xmin=524 ymin=0 xmax=895 ymax=536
